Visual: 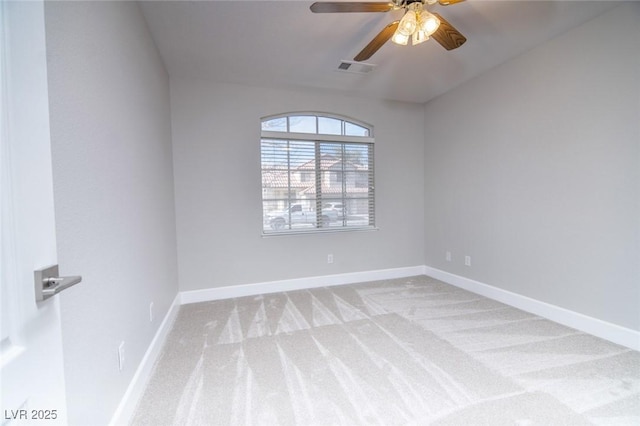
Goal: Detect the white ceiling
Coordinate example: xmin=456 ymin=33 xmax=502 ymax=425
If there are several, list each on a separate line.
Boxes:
xmin=140 ymin=0 xmax=619 ymax=104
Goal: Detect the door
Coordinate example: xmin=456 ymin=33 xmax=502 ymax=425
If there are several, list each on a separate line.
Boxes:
xmin=1 ymin=0 xmax=68 ymax=424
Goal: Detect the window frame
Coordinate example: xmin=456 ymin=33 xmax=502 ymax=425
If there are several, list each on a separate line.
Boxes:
xmin=260 ymin=112 xmax=376 ymax=236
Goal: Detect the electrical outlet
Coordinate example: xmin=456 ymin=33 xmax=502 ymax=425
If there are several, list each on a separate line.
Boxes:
xmin=118 ymin=341 xmax=125 ymax=371
xmin=446 ymin=251 xmax=452 ymax=262
xmin=149 ymin=302 xmax=154 ymax=322
xmin=465 ymin=256 xmax=471 ymax=267
xmin=327 ymin=254 xmax=334 ymax=264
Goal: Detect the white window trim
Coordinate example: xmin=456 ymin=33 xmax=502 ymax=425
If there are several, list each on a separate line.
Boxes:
xmin=261 ymin=130 xmax=374 ymax=144
xmin=261 ymin=111 xmax=374 ymax=137
xmin=260 ymin=226 xmax=379 ymax=238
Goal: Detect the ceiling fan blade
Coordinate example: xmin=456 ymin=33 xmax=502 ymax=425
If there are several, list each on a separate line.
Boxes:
xmin=438 ymin=0 xmax=466 ymax=5
xmin=354 ymin=20 xmax=399 ymax=62
xmin=310 ymin=2 xmax=394 ymax=13
xmin=431 ymin=13 xmax=466 ymax=50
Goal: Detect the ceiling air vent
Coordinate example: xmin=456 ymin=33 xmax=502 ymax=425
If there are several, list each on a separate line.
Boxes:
xmin=336 ymin=60 xmax=376 ymax=75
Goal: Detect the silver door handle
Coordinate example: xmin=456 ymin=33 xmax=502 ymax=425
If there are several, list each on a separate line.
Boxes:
xmin=35 ymin=265 xmax=82 ymax=302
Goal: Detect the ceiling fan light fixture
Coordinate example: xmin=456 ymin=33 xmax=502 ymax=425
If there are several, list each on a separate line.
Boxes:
xmin=391 ymin=3 xmax=441 ymax=48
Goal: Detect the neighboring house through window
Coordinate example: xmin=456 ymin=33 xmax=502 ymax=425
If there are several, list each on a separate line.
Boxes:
xmin=261 ymin=113 xmax=375 ymax=234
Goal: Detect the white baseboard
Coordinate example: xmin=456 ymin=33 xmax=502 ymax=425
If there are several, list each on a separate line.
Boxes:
xmin=180 ymin=265 xmax=426 ymax=305
xmin=424 ymin=266 xmax=640 ymax=351
xmin=109 ymin=293 xmax=181 ymax=426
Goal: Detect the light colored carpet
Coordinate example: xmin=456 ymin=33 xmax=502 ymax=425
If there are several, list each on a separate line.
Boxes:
xmin=132 ymin=275 xmax=640 ymax=425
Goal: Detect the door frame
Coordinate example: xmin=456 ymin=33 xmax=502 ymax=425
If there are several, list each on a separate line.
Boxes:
xmin=0 ymin=0 xmax=68 ymax=422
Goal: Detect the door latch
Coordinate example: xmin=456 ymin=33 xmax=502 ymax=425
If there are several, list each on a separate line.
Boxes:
xmin=34 ymin=265 xmax=82 ymax=302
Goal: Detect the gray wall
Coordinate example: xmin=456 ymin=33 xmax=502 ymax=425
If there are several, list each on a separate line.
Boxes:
xmin=171 ymin=80 xmax=425 ymax=291
xmin=423 ymin=3 xmax=640 ymax=331
xmin=45 ymin=2 xmax=179 ymax=424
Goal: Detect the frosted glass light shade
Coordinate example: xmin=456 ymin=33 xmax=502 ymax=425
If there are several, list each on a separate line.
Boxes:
xmin=391 ymin=31 xmax=409 ymax=45
xmin=420 ymin=12 xmax=440 ymax=35
xmin=397 ymin=10 xmax=417 ymax=36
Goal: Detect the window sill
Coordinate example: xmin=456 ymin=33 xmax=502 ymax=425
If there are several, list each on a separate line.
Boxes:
xmin=261 ymin=226 xmax=378 ymax=237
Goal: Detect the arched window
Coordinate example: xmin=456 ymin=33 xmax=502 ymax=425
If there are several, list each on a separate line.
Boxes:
xmin=260 ymin=113 xmax=375 ymax=234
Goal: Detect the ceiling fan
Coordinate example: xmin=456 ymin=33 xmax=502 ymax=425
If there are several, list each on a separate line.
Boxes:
xmin=310 ymin=0 xmax=467 ymax=62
